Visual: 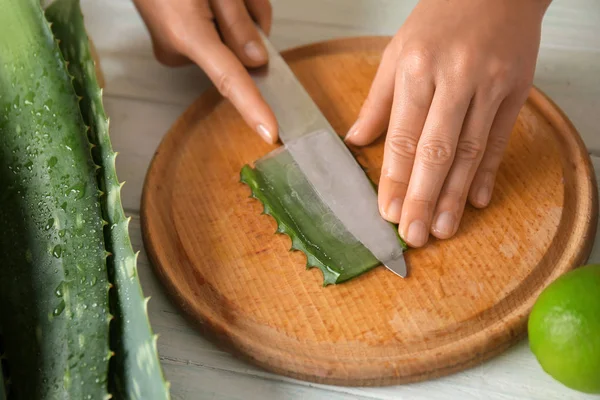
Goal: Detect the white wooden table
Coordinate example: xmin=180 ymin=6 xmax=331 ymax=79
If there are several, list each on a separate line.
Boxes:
xmin=81 ymin=1 xmax=600 ymax=398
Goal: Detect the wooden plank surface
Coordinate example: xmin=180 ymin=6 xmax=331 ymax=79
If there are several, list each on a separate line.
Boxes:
xmin=80 ymin=0 xmax=600 ymax=398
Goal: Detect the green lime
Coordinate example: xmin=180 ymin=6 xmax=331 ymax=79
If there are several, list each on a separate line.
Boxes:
xmin=528 ymin=264 xmax=600 ymax=394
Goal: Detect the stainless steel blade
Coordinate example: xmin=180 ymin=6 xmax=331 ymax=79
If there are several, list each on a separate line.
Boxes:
xmin=249 ymin=30 xmax=407 ymax=277
xmin=249 ymin=33 xmax=332 ymax=143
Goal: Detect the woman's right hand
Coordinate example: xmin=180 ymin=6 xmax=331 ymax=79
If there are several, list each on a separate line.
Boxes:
xmin=133 ymin=0 xmax=278 ymax=144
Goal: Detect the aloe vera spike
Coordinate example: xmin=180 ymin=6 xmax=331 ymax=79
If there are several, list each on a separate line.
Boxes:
xmin=0 ymin=0 xmax=111 ymax=398
xmin=45 ymin=1 xmax=171 ymax=398
xmin=240 ymin=164 xmax=341 ymax=285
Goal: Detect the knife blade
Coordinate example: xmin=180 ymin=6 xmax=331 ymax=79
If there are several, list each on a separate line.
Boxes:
xmin=249 ymin=30 xmax=407 ymax=278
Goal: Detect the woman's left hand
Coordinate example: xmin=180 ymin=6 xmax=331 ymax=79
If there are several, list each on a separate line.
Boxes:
xmin=345 ymin=0 xmax=550 ymax=247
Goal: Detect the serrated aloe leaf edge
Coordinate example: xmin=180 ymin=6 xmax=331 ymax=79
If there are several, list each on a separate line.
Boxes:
xmin=45 ymin=0 xmax=170 ymax=398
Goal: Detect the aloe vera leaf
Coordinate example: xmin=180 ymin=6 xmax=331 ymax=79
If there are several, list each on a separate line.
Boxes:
xmin=240 ymin=149 xmax=407 ymax=285
xmin=0 ymin=329 xmax=5 ymax=400
xmin=0 ymin=0 xmax=111 ymax=398
xmin=0 ymin=375 xmax=5 ymax=400
xmin=0 ymin=354 xmax=6 ymax=400
xmin=45 ymin=1 xmax=171 ymax=398
xmin=0 ymin=329 xmax=7 ymax=400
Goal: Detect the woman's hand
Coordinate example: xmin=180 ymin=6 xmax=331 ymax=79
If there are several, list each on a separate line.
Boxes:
xmin=345 ymin=0 xmax=551 ymax=248
xmin=133 ymin=0 xmax=278 ymax=144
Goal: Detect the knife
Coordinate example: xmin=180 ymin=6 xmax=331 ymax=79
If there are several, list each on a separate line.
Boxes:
xmin=249 ymin=30 xmax=407 ymax=278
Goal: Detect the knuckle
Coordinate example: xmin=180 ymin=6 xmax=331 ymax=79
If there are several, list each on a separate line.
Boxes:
xmin=384 ymin=170 xmax=410 ymax=190
xmin=455 ymin=139 xmax=484 ymax=161
xmin=488 ymin=60 xmax=513 ymax=83
xmin=151 ymin=41 xmax=186 ymax=67
xmin=163 ymin=24 xmax=188 ymax=51
xmin=440 ymin=44 xmax=477 ymax=79
xmin=480 ymin=84 xmax=506 ymax=104
xmin=487 ymin=134 xmax=510 ymax=155
xmin=485 ymin=61 xmax=515 ymax=98
xmin=387 ymin=133 xmax=419 ymax=160
xmin=399 ymin=47 xmax=434 ymax=80
xmin=153 ymin=47 xmax=178 ymax=67
xmin=440 ymin=186 xmax=465 ymax=202
xmin=475 ymin=167 xmax=496 ymax=180
xmin=407 ymin=190 xmax=434 ymax=206
xmin=216 ymin=72 xmax=233 ymax=98
xmin=452 ymin=49 xmax=476 ymax=75
xmin=418 ymin=138 xmax=454 ymax=167
xmin=221 ymin=11 xmax=248 ymax=33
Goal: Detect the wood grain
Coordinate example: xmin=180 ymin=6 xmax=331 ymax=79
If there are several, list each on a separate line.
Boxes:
xmin=140 ymin=37 xmax=598 ymax=387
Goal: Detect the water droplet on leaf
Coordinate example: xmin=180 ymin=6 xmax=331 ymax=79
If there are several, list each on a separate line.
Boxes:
xmin=44 ymin=218 xmax=54 ymax=231
xmin=52 ymin=244 xmax=62 ymax=258
xmin=53 ymin=299 xmax=65 ymax=316
xmin=55 ymin=281 xmax=65 ymax=297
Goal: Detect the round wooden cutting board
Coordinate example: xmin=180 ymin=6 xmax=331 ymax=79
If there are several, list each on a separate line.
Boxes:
xmin=140 ymin=37 xmax=598 ymax=386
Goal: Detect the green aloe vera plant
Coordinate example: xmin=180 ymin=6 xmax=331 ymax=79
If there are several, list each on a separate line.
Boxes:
xmin=0 ymin=0 xmax=170 ymax=398
xmin=0 ymin=1 xmax=111 ymax=397
xmin=0 ymin=334 xmax=6 ymax=400
xmin=45 ymin=1 xmax=170 ymax=398
xmin=0 ymin=374 xmax=5 ymax=400
xmin=241 ymin=150 xmax=407 ymax=286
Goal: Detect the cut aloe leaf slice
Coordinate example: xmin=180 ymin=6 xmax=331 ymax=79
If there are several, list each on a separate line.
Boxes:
xmin=241 ymin=147 xmax=407 ymax=285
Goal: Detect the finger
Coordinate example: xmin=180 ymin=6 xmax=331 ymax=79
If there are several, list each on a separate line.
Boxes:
xmin=344 ymin=43 xmax=398 ymax=146
xmin=132 ymin=0 xmax=194 ymax=67
xmin=211 ymin=0 xmax=269 ymax=68
xmin=430 ymin=92 xmax=503 ymax=239
xmin=377 ymin=56 xmax=435 ymax=224
xmin=468 ymin=90 xmax=527 ymax=208
xmin=151 ymin=42 xmax=191 ymax=67
xmin=398 ymin=86 xmax=472 ymax=248
xmin=183 ymin=22 xmax=278 ymax=143
xmin=245 ymin=0 xmax=273 ymax=35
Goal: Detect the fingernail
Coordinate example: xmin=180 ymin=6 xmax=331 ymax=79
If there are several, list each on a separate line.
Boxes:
xmin=384 ymin=198 xmax=402 ymax=223
xmin=433 ymin=211 xmax=455 ymax=237
xmin=244 ymin=41 xmax=267 ymax=63
xmin=476 ymin=186 xmax=490 ymax=206
xmin=406 ymin=220 xmax=428 ymax=247
xmin=256 ymin=124 xmax=274 ymax=144
xmin=344 ymin=120 xmax=360 ymax=142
